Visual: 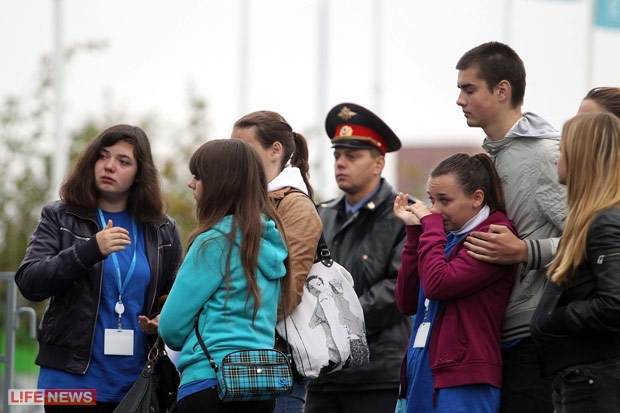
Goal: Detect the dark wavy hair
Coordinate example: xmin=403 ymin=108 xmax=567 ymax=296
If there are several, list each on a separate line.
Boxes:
xmin=60 ymin=124 xmax=165 ymax=224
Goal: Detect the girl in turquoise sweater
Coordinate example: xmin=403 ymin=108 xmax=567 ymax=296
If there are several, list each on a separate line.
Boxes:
xmin=159 ymin=139 xmax=289 ymax=412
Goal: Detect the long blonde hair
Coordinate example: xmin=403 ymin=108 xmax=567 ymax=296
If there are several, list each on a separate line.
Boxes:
xmin=548 ymin=112 xmax=620 ymax=284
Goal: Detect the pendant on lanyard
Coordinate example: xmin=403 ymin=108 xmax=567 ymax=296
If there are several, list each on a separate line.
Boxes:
xmin=97 ymin=208 xmax=137 ymax=329
xmin=115 ymin=301 xmax=125 ymax=316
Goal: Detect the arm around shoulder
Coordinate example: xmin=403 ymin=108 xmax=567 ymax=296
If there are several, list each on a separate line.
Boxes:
xmin=524 ymin=237 xmax=561 ymax=272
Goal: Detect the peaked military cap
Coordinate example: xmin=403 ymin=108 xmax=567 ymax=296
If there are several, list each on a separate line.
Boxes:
xmin=325 ymin=102 xmax=401 ymax=154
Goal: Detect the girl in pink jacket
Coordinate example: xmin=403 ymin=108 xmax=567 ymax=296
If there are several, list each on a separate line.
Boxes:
xmin=394 ymin=153 xmax=517 ymax=413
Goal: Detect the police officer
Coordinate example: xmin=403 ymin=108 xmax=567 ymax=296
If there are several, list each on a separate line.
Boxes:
xmin=305 ymin=103 xmax=413 ymax=413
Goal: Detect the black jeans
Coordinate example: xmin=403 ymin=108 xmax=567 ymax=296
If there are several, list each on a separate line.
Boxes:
xmin=551 ymin=355 xmax=620 ymax=413
xmin=304 ymin=387 xmax=399 ymax=413
xmin=501 ymin=337 xmax=553 ymax=413
xmin=174 ymin=387 xmax=275 ymax=413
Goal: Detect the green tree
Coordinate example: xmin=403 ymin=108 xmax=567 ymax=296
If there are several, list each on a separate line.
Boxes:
xmin=0 ymin=79 xmax=52 ymax=272
xmin=0 ymin=47 xmax=208 ymax=373
xmin=159 ymin=88 xmax=209 ymax=242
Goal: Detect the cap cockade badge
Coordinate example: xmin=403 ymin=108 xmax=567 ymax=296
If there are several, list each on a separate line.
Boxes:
xmin=339 ymin=125 xmax=354 ymax=136
xmin=337 ymin=106 xmax=357 ymax=122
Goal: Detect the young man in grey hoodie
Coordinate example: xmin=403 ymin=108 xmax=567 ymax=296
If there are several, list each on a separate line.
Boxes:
xmin=455 ymin=41 xmax=566 ymax=413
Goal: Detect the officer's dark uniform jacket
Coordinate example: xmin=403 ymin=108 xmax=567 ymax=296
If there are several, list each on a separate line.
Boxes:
xmin=15 ymin=200 xmax=183 ymax=374
xmin=309 ymin=179 xmax=412 ymax=391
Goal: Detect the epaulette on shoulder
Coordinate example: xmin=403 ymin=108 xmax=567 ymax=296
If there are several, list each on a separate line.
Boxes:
xmin=317 ymin=198 xmax=339 ymax=208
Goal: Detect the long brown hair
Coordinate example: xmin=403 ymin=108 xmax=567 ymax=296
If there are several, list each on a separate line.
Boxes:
xmin=188 ymin=139 xmax=288 ymax=320
xmin=548 ymin=112 xmax=620 ymax=284
xmin=61 ymin=124 xmax=165 ymax=224
xmin=233 ymin=110 xmax=314 ymax=198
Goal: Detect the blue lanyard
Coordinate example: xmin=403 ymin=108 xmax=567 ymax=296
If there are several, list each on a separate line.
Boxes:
xmin=97 ymin=208 xmax=138 ymax=327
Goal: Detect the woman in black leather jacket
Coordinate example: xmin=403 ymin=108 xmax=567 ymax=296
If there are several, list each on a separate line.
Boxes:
xmin=15 ymin=124 xmax=183 ymax=412
xmin=531 ymin=112 xmax=620 ymax=412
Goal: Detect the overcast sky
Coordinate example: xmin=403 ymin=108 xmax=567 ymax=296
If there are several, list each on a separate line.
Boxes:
xmin=2 ymin=0 xmax=620 ymax=197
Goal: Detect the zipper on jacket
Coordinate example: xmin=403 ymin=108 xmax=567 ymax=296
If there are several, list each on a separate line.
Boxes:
xmin=66 ymin=209 xmax=102 ymax=374
xmin=83 ymin=264 xmax=104 ymax=374
xmin=87 ymin=218 xmax=103 ymax=374
xmin=596 ymin=252 xmax=620 ymax=264
xmin=147 ymin=221 xmax=167 ymax=315
xmin=60 ymin=227 xmax=90 ymax=241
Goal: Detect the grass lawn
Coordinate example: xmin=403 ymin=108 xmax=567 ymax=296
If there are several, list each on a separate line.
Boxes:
xmin=1 ymin=329 xmax=39 ymax=374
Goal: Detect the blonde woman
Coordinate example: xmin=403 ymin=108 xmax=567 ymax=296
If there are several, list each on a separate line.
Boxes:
xmin=531 ymin=112 xmax=620 ymax=412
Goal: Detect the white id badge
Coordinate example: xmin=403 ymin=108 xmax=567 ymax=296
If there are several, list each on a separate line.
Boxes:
xmin=104 ymin=329 xmax=134 ymax=356
xmin=412 ymin=322 xmax=431 ymax=348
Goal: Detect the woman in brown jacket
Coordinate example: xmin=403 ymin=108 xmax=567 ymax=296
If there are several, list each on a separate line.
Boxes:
xmin=232 ymin=110 xmax=323 ymax=413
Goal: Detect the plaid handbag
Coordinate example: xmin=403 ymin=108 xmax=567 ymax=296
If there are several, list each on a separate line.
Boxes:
xmin=194 ymin=318 xmax=293 ymax=402
xmin=215 ymin=349 xmax=293 ymax=402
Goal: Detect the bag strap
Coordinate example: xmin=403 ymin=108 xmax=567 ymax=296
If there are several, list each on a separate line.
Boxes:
xmin=194 ymin=316 xmax=219 ymax=372
xmin=144 ymin=335 xmax=164 ymax=364
xmin=273 ymin=188 xmax=305 ymax=210
xmin=279 ymin=189 xmax=333 ymax=268
xmin=316 ymin=232 xmax=333 ymax=267
xmin=279 ymin=289 xmax=292 ymax=358
xmin=194 ymin=287 xmax=290 ymax=374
